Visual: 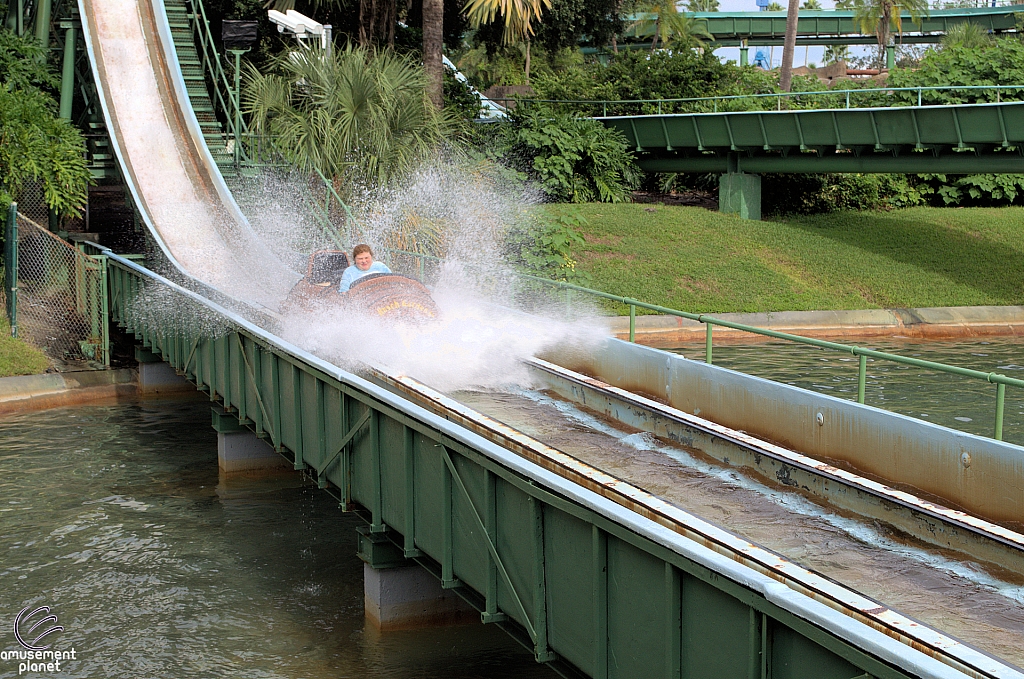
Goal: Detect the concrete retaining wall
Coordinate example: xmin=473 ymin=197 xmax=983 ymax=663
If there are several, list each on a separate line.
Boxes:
xmin=0 ymin=369 xmax=139 ymax=414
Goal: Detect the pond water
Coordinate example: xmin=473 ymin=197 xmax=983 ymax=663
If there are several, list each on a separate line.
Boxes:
xmin=0 ymin=396 xmax=555 ymax=679
xmin=670 ymin=337 xmax=1024 ymax=447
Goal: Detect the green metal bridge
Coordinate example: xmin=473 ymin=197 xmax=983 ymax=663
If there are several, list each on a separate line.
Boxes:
xmin=552 ymin=86 xmax=1024 ymax=219
xmin=616 ymin=4 xmax=1024 ymax=48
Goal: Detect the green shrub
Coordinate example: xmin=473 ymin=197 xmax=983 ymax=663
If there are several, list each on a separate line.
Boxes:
xmin=760 ymin=174 xmax=925 ymax=215
xmin=0 ymin=29 xmax=90 ymax=216
xmin=885 ymin=38 xmax=1024 ymax=104
xmin=493 ymin=108 xmax=641 ymax=203
xmin=916 ymin=174 xmax=1024 ymax=206
xmin=443 ymin=67 xmax=483 ymax=121
xmin=506 ymin=208 xmax=590 ymax=283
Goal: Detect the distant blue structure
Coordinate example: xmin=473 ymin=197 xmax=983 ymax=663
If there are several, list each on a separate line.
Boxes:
xmin=753 ymin=49 xmax=770 ymax=68
xmin=756 ymin=0 xmax=769 ymax=10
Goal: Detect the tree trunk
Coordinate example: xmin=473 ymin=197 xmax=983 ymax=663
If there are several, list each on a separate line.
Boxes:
xmin=525 ymin=39 xmax=531 ymax=83
xmin=779 ymin=0 xmax=799 ymax=92
xmin=651 ymin=16 xmax=660 ymax=52
xmin=423 ymin=0 xmax=443 ymax=108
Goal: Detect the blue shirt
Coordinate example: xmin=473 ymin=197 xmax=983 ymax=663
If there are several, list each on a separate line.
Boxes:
xmin=338 ymin=261 xmax=391 ymax=292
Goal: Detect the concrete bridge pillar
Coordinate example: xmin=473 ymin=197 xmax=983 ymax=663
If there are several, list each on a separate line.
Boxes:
xmin=211 ymin=407 xmax=288 ymax=473
xmin=358 ymin=528 xmax=476 ymax=630
xmin=135 ymin=346 xmax=194 ymax=394
xmin=720 ymin=153 xmax=761 ymax=220
xmin=719 ymin=173 xmax=761 ymax=221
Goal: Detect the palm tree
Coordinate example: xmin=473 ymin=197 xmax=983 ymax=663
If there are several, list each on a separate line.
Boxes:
xmin=631 ymin=1 xmax=713 ymax=52
xmin=424 ymin=0 xmax=444 ymax=107
xmin=463 ymin=0 xmax=552 ymax=82
xmin=852 ymin=0 xmax=928 ymax=62
xmin=941 ymin=21 xmax=992 ymax=49
xmin=243 ymin=46 xmax=451 ymax=188
xmin=779 ymin=0 xmax=800 ymax=91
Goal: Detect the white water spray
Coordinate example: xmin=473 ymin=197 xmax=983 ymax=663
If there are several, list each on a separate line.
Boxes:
xmin=231 ymin=160 xmax=608 ymax=392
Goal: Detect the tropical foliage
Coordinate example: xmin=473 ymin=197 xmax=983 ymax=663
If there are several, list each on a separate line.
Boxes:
xmin=491 ymin=108 xmax=641 ymax=203
xmin=852 ymin=0 xmax=929 ymax=52
xmin=0 ymin=29 xmax=89 ymax=216
xmin=629 ymin=1 xmax=713 ymax=51
xmin=242 ymin=45 xmax=451 ymax=188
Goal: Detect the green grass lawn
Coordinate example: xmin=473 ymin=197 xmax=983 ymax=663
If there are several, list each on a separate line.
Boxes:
xmin=0 ymin=318 xmax=50 ymax=377
xmin=552 ymin=204 xmax=1024 ymax=314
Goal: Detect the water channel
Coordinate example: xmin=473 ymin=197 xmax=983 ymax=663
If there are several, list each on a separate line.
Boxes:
xmin=0 ymin=397 xmax=556 ymax=679
xmin=670 ymin=336 xmax=1024 ymax=446
xmin=4 ymin=338 xmax=1024 ymax=676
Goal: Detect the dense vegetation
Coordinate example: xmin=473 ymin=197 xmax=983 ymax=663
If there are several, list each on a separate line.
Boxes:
xmin=0 ymin=30 xmax=90 ymax=217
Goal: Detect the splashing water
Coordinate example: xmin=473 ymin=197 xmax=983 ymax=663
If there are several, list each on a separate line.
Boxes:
xmin=281 ymin=286 xmax=607 ymax=392
xmin=227 ymin=158 xmax=609 ymax=392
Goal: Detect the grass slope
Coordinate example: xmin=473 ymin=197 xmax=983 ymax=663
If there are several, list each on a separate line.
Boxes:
xmin=0 ymin=318 xmax=50 ymax=377
xmin=556 ymin=204 xmax=1024 ymax=314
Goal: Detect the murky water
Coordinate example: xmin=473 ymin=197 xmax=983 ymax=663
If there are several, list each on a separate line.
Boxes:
xmin=0 ymin=396 xmax=555 ymax=679
xmin=455 ymin=389 xmax=1024 ymax=669
xmin=670 ymin=337 xmax=1024 ymax=446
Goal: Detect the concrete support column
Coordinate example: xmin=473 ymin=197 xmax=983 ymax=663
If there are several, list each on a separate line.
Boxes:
xmin=740 ymin=40 xmax=748 ymax=67
xmin=719 ymin=170 xmax=761 ymax=221
xmin=136 ymin=346 xmax=193 ymax=394
xmin=212 ymin=407 xmax=288 ymax=473
xmin=885 ymin=44 xmax=895 ymax=70
xmin=358 ymin=528 xmax=476 ymax=630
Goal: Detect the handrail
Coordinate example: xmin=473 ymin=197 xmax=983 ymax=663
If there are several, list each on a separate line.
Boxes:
xmin=390 ymin=248 xmax=1020 ymax=441
xmin=496 ymin=84 xmax=1024 ymax=115
xmin=184 ymin=0 xmax=250 ymax=161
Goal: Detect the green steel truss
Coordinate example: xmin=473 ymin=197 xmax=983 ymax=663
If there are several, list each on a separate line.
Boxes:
xmin=617 ymin=5 xmax=1024 ymax=47
xmin=600 ymin=101 xmax=1024 ymax=174
xmin=88 ymin=242 xmax=1004 ymax=679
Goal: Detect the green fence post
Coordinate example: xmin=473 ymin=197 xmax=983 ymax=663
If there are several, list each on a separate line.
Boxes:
xmin=995 ymin=382 xmax=1006 ymax=441
xmin=629 ymin=304 xmax=635 ymax=343
xmin=705 ymin=322 xmax=713 ymax=364
xmin=100 ymin=256 xmax=110 ymax=366
xmin=857 ymin=353 xmax=867 ymax=404
xmin=4 ymin=203 xmax=17 ymax=337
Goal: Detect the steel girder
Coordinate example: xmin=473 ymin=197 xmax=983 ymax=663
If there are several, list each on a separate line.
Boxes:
xmin=599 ymin=102 xmax=1024 ymax=174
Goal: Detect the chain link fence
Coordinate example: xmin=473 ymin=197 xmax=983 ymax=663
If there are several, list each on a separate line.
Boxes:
xmin=2 ymin=207 xmax=108 ymax=368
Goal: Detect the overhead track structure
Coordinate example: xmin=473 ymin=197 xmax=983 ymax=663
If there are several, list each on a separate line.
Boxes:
xmin=613 ymin=5 xmax=1024 ymax=48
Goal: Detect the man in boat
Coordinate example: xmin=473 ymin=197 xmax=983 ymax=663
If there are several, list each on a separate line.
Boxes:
xmin=338 ymin=244 xmax=391 ymax=293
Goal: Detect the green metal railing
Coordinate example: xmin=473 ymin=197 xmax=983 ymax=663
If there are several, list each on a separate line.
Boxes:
xmin=498 ymin=84 xmax=1024 ymax=116
xmin=185 ymin=0 xmax=250 ymax=162
xmin=393 ymin=249 xmax=1022 ymax=441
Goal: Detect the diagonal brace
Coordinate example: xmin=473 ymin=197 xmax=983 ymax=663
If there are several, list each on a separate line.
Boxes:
xmin=321 ymin=409 xmax=371 ymax=476
xmin=236 ymin=334 xmax=274 ymax=440
xmin=440 ymin=445 xmax=537 ymax=642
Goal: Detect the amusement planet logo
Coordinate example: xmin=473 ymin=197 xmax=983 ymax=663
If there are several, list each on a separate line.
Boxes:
xmin=1 ymin=605 xmax=77 ymax=675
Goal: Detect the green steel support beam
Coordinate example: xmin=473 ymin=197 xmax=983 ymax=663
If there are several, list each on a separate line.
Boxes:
xmin=639 ymin=152 xmax=1024 ymax=174
xmin=601 ymin=101 xmax=1024 ymax=175
xmin=32 ymin=0 xmax=51 ymax=49
xmin=59 ymin=25 xmax=76 ymax=120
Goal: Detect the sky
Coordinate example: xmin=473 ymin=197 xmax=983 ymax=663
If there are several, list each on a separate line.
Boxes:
xmin=706 ymin=0 xmax=865 ymax=68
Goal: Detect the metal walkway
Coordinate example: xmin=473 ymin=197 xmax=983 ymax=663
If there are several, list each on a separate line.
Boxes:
xmin=68 ymin=1 xmax=1024 ymax=677
xmin=598 ymin=99 xmax=1024 ymax=174
xmin=617 ymin=4 xmax=1024 ymax=47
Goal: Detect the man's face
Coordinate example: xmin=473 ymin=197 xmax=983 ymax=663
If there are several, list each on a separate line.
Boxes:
xmin=355 ymin=252 xmax=373 ymax=271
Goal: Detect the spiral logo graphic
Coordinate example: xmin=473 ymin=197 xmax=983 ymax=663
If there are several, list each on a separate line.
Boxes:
xmin=14 ymin=606 xmax=64 ymax=651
